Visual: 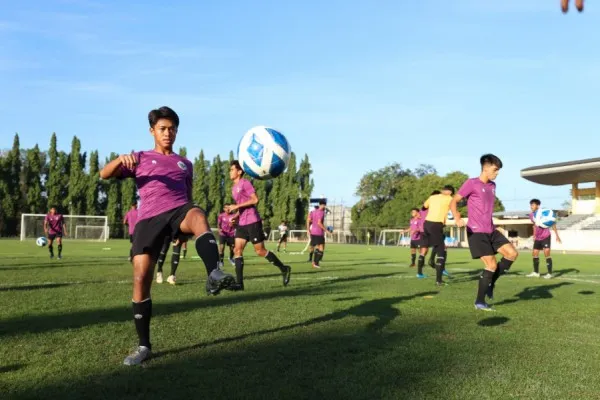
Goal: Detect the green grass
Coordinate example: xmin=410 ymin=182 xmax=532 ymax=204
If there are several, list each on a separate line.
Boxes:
xmin=1 ymin=239 xmax=600 ymax=399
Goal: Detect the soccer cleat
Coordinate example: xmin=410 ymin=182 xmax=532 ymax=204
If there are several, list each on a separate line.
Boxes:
xmin=227 ymin=283 xmax=245 ymax=291
xmin=417 ymin=273 xmax=427 ymax=279
xmin=442 ymin=270 xmax=450 ymax=278
xmin=156 ymin=272 xmax=163 ymax=284
xmin=123 ymin=346 xmax=151 ymax=366
xmin=526 ymin=272 xmax=540 ymax=278
xmin=312 ymin=263 xmax=321 ymax=269
xmin=57 ymin=255 xmax=62 ymax=260
xmin=436 ymin=281 xmax=448 ymax=287
xmin=409 ymin=263 xmax=416 ymax=268
xmin=543 ymin=273 xmax=552 ymax=279
xmin=205 ymin=269 xmax=236 ymax=296
xmin=282 ymin=265 xmax=291 ymax=286
xmin=474 ymin=303 xmax=495 ymax=312
xmin=217 ymin=261 xmax=224 ymax=270
xmin=167 ymin=275 xmax=176 ymax=285
xmin=229 ymin=258 xmax=235 ymax=266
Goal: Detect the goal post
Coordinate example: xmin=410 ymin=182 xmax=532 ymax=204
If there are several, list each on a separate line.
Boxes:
xmin=377 ymin=229 xmax=408 ymax=247
xmin=20 ymin=214 xmax=109 ymax=242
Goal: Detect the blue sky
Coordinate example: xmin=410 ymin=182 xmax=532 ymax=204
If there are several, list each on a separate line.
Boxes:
xmin=2 ymin=0 xmax=600 ymax=211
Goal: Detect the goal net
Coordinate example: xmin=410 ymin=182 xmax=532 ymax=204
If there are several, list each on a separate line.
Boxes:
xmin=378 ymin=229 xmax=408 ymax=247
xmin=20 ymin=214 xmax=109 ymax=242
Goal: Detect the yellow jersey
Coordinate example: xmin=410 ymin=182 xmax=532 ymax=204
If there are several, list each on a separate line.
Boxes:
xmin=424 ymin=194 xmax=452 ymax=223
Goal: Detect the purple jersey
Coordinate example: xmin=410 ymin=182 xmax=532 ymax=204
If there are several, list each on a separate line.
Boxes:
xmin=124 ymin=209 xmax=138 ymax=235
xmin=530 ymin=212 xmax=551 ymax=241
xmin=457 ymin=178 xmax=496 ymax=234
xmin=232 ymin=178 xmax=260 ymax=226
xmin=309 ymin=209 xmax=325 ymax=236
xmin=409 ymin=217 xmax=421 ymax=240
xmin=45 ymin=213 xmax=64 ymax=234
xmin=119 ymin=150 xmax=193 ymax=221
xmin=218 ymin=212 xmax=236 ymax=237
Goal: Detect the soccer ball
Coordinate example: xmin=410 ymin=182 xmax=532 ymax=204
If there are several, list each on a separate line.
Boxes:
xmin=237 ymin=126 xmax=291 ymax=180
xmin=533 ymin=208 xmax=556 ymax=229
xmin=36 ymin=236 xmax=48 ymax=247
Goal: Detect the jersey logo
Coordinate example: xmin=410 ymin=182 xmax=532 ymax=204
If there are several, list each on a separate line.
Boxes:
xmin=152 ymin=160 xmax=157 ymax=165
xmin=177 ymin=161 xmax=187 ymax=170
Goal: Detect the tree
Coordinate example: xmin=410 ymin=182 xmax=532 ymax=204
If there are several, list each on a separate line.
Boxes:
xmin=296 ymin=154 xmax=314 ymax=227
xmin=0 ymin=134 xmax=22 ymax=235
xmin=178 ymin=146 xmax=188 ymax=158
xmin=355 ymin=163 xmax=412 ymax=203
xmin=253 ymin=178 xmax=272 ymax=227
xmin=192 ymin=150 xmax=209 ymax=210
xmin=104 ymin=152 xmax=123 ymax=238
xmin=285 ymin=152 xmax=299 ymax=226
xmin=222 ymin=151 xmax=235 ymax=204
xmin=46 ymin=133 xmax=61 ymax=210
xmin=86 ymin=151 xmax=100 ymax=215
xmin=22 ymin=144 xmax=46 ymax=213
xmin=67 ymin=136 xmax=87 ymax=215
xmin=207 ymin=155 xmax=223 ymax=224
xmin=414 ymin=164 xmax=437 ymax=178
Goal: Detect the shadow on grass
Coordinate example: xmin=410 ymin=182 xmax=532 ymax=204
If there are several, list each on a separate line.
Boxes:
xmin=552 ymin=268 xmax=580 ymax=278
xmin=0 ymin=364 xmax=24 ymax=373
xmin=477 ymin=317 xmax=509 ymax=327
xmin=0 ymin=283 xmax=74 ymax=292
xmin=494 ymin=282 xmax=573 ymax=306
xmin=579 ymin=290 xmax=594 ymax=295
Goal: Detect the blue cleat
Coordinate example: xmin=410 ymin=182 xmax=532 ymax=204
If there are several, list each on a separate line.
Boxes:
xmin=442 ymin=270 xmax=450 ymax=278
xmin=474 ymin=302 xmax=495 ymax=312
xmin=417 ymin=273 xmax=427 ymax=279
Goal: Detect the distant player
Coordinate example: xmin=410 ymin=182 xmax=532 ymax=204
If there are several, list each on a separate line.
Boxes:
xmin=155 ymin=235 xmax=187 ymax=285
xmin=527 ymin=199 xmax=562 ymax=279
xmin=562 ymin=0 xmax=584 ymax=13
xmin=123 ymin=203 xmax=138 ymax=262
xmin=451 ymin=154 xmax=519 ymax=311
xmin=226 ymin=160 xmax=291 ymax=291
xmin=307 ymin=205 xmax=319 ymax=262
xmin=100 ymin=106 xmax=235 ymax=366
xmin=408 ymin=208 xmax=423 ymax=267
xmin=44 ymin=206 xmax=66 ymax=260
xmin=277 ymin=220 xmax=289 ymax=252
xmin=217 ymin=204 xmax=236 ymax=267
xmin=421 ymin=185 xmax=454 ymax=285
xmin=308 ymin=200 xmax=327 ymax=269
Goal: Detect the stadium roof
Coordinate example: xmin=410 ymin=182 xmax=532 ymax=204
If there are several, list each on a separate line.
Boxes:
xmin=520 ymin=157 xmax=600 ymax=186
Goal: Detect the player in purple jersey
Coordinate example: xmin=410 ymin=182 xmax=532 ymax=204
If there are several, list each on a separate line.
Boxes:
xmin=226 ymin=160 xmax=291 ymax=291
xmin=307 ymin=200 xmax=328 ymax=269
xmin=155 ymin=234 xmax=188 ymax=285
xmin=100 ymin=106 xmax=235 ymax=366
xmin=306 ymin=205 xmax=319 ymax=262
xmin=527 ymin=199 xmax=562 ymax=279
xmin=44 ymin=207 xmax=67 ymax=259
xmin=408 ymin=208 xmax=423 ymax=267
xmin=123 ymin=203 xmax=138 ymax=261
xmin=218 ymin=204 xmax=236 ymax=267
xmin=451 ymin=154 xmax=518 ymax=311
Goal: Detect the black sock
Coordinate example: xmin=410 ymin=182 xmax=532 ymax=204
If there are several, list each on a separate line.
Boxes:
xmin=428 ymin=248 xmax=436 ymax=266
xmin=314 ymin=250 xmax=323 ymax=265
xmin=132 ymin=299 xmax=152 ymax=349
xmin=411 ymin=254 xmax=416 ymax=265
xmin=195 ymin=233 xmax=220 ymax=275
xmin=229 ymin=246 xmax=234 ymax=260
xmin=49 ymin=244 xmax=54 ymax=256
xmin=58 ymin=244 xmax=62 ymax=256
xmin=546 ymin=257 xmax=553 ymax=274
xmin=170 ymin=244 xmax=181 ymax=276
xmin=533 ymin=257 xmax=540 ymax=273
xmin=498 ymin=257 xmax=514 ymax=274
xmin=219 ymin=251 xmax=224 ymax=263
xmin=476 ymin=270 xmax=494 ymax=304
xmin=492 ymin=267 xmax=500 ymax=288
xmin=309 ymin=251 xmax=314 ymax=261
xmin=234 ymin=257 xmax=244 ymax=285
xmin=129 ymin=247 xmax=133 ymax=260
xmin=435 ymin=252 xmax=446 ymax=283
xmin=182 ymin=248 xmax=187 ymax=258
xmin=157 ymin=250 xmax=167 ymax=273
xmin=417 ymin=255 xmax=425 ymax=275
xmin=265 ymin=251 xmax=285 ymax=271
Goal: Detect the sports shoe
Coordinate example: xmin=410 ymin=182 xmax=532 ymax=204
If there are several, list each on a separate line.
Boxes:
xmin=50 ymin=254 xmax=54 ymax=259
xmin=123 ymin=346 xmax=151 ymax=366
xmin=474 ymin=303 xmax=495 ymax=312
xmin=57 ymin=255 xmax=62 ymax=260
xmin=312 ymin=263 xmax=321 ymax=269
xmin=409 ymin=263 xmax=416 ymax=268
xmin=229 ymin=258 xmax=235 ymax=266
xmin=167 ymin=275 xmax=176 ymax=285
xmin=282 ymin=265 xmax=291 ymax=286
xmin=217 ymin=261 xmax=224 ymax=270
xmin=436 ymin=281 xmax=448 ymax=287
xmin=543 ymin=273 xmax=552 ymax=279
xmin=442 ymin=270 xmax=450 ymax=278
xmin=417 ymin=273 xmax=427 ymax=279
xmin=227 ymin=283 xmax=245 ymax=291
xmin=156 ymin=272 xmax=163 ymax=284
xmin=526 ymin=272 xmax=540 ymax=278
xmin=205 ymin=269 xmax=236 ymax=296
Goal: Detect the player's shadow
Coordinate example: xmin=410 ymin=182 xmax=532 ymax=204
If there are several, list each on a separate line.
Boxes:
xmin=552 ymin=268 xmax=580 ymax=278
xmin=477 ymin=316 xmax=509 ymax=327
xmin=317 ymin=273 xmax=401 ymax=286
xmin=493 ymin=282 xmax=573 ymax=306
xmin=153 ymin=291 xmax=438 ymax=359
xmin=247 ymin=268 xmax=354 ymax=280
xmin=579 ymin=290 xmax=594 ymax=295
xmin=0 ymin=283 xmax=74 ymax=292
xmin=0 ymin=364 xmax=24 ymax=373
xmin=449 ymin=269 xmax=481 ymax=283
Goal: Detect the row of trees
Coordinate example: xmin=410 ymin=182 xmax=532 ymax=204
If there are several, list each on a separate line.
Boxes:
xmin=351 ymin=163 xmax=505 ymax=229
xmin=0 ymin=133 xmax=314 ymax=238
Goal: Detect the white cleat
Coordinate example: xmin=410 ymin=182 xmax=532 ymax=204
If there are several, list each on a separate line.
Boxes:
xmin=526 ymin=272 xmax=540 ymax=278
xmin=543 ymin=273 xmax=552 ymax=279
xmin=167 ymin=275 xmax=176 ymax=285
xmin=156 ymin=272 xmax=163 ymax=284
xmin=123 ymin=346 xmax=151 ymax=366
xmin=229 ymin=258 xmax=235 ymax=266
xmin=217 ymin=261 xmax=224 ymax=270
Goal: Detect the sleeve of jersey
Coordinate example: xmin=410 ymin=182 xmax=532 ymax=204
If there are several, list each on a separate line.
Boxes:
xmin=244 ymin=180 xmax=256 ymax=196
xmin=457 ymin=179 xmax=473 ymax=198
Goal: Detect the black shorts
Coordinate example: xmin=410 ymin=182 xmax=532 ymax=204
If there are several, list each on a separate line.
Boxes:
xmin=422 ymin=221 xmax=444 ymax=248
xmin=131 ymin=202 xmax=199 ymax=260
xmin=279 ymin=233 xmax=288 ymax=242
xmin=48 ymin=233 xmax=63 ymax=240
xmin=219 ymin=235 xmax=234 ymax=246
xmin=235 ymin=221 xmax=265 ymax=244
xmin=310 ymin=235 xmax=325 ymax=246
xmin=129 ymin=234 xmax=134 ymax=244
xmin=410 ymin=239 xmax=422 ymax=249
xmin=533 ymin=236 xmax=551 ymax=250
xmin=467 ymin=230 xmax=510 ymax=259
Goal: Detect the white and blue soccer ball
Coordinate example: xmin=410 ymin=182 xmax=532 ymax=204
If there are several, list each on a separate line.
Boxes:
xmin=237 ymin=126 xmax=291 ymax=180
xmin=36 ymin=236 xmax=48 ymax=247
xmin=533 ymin=208 xmax=556 ymax=229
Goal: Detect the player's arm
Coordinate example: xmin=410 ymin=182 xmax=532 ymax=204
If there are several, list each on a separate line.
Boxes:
xmin=62 ymin=219 xmax=68 ymax=237
xmin=99 ymin=153 xmax=137 ymax=179
xmin=450 ymin=193 xmax=465 ymax=227
xmin=318 ymin=218 xmax=327 ymax=233
xmin=123 ymin=215 xmax=128 ymax=225
xmin=44 ymin=218 xmax=48 ymax=235
xmin=552 ymin=224 xmax=562 ymax=243
xmin=423 ymin=197 xmax=430 ymax=209
xmin=229 ymin=193 xmax=259 ymax=212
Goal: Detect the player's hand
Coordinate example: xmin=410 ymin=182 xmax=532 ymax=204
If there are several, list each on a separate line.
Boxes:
xmin=118 ymin=153 xmax=137 ymax=170
xmin=455 ymin=218 xmax=465 ymax=228
xmin=557 ymin=237 xmax=562 ymax=244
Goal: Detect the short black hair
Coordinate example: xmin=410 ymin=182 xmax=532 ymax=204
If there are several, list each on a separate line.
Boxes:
xmin=148 ymin=106 xmax=179 ymax=128
xmin=480 ymin=153 xmax=503 ymax=169
xmin=411 ymin=207 xmax=420 ymax=212
xmin=223 ymin=203 xmax=230 ymax=207
xmin=132 ymin=203 xmax=137 ymax=207
xmin=530 ymin=198 xmax=541 ymax=206
xmin=230 ymin=160 xmax=245 ymax=176
xmin=319 ymin=199 xmax=327 ymax=205
xmin=431 ymin=190 xmax=441 ymax=195
xmin=443 ymin=185 xmax=455 ymax=195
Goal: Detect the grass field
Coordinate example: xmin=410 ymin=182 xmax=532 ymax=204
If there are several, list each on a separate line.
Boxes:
xmin=1 ymin=239 xmax=600 ymax=399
